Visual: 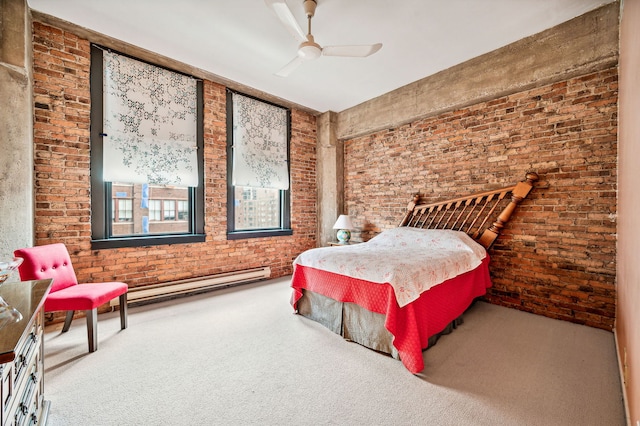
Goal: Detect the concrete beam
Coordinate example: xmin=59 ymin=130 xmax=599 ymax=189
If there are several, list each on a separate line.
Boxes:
xmin=336 ymin=2 xmax=620 ymax=140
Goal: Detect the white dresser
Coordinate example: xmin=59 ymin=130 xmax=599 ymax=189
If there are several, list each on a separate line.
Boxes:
xmin=0 ymin=279 xmax=51 ymax=426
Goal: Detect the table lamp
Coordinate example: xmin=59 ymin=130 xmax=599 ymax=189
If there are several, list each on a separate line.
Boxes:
xmin=333 ymin=214 xmax=354 ymax=244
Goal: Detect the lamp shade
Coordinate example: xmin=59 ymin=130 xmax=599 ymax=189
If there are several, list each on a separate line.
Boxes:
xmin=333 ymin=214 xmax=354 ymax=230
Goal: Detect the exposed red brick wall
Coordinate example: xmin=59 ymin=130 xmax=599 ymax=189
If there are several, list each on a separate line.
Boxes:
xmin=344 ymin=68 xmax=618 ymax=330
xmin=32 ymin=20 xmax=618 ymax=330
xmin=32 ymin=22 xmax=316 ymax=290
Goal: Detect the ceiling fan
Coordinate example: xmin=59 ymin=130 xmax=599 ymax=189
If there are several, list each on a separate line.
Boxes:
xmin=265 ymin=0 xmax=383 ymax=77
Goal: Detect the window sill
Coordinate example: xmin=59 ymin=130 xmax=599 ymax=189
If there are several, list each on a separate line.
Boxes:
xmin=91 ymin=234 xmax=206 ymax=249
xmin=227 ymin=229 xmax=293 ymax=240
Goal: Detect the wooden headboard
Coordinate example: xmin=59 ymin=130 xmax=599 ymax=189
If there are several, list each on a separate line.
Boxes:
xmin=399 ymin=172 xmax=539 ymax=249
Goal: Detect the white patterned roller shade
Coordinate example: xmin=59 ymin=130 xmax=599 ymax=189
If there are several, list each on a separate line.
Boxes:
xmin=102 ymin=51 xmax=199 ymax=187
xmin=232 ymin=93 xmax=289 ymax=190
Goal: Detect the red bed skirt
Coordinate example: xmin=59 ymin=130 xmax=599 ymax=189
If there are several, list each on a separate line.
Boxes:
xmin=290 ymin=256 xmax=492 ymax=373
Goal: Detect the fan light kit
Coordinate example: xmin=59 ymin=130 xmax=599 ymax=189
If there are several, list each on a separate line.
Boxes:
xmin=265 ymin=0 xmax=383 ymax=77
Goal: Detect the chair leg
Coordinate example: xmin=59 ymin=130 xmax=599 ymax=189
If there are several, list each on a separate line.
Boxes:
xmin=61 ymin=310 xmax=75 ymax=333
xmin=119 ymin=293 xmax=128 ymax=330
xmin=86 ymin=308 xmax=98 ymax=353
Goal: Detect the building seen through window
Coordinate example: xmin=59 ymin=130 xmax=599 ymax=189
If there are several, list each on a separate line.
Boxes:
xmin=112 ymin=183 xmax=190 ymax=236
xmin=234 ymin=186 xmax=280 ymax=230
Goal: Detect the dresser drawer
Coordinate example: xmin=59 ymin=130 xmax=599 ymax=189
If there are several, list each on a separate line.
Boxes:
xmin=12 ymin=364 xmax=39 ymax=426
xmin=1 ymin=304 xmax=46 ymax=426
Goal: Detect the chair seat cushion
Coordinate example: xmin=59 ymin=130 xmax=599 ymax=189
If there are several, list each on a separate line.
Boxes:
xmin=44 ymin=282 xmax=128 ymax=312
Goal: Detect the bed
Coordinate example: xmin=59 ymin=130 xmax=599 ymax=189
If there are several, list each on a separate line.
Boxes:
xmin=290 ymin=172 xmax=539 ymax=373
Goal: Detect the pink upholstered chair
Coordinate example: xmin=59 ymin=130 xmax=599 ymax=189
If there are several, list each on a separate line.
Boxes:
xmin=14 ymin=243 xmax=128 ymax=353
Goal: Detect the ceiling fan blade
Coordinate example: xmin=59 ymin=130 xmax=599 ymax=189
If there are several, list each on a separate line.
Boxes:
xmin=322 ymin=43 xmax=383 ymax=58
xmin=265 ymin=0 xmax=307 ymax=44
xmin=275 ymin=55 xmax=306 ymax=77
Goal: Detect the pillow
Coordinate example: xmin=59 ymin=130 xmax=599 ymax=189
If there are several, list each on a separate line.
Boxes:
xmin=368 ymin=227 xmax=486 ymax=259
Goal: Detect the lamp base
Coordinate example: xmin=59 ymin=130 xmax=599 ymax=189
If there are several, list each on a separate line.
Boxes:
xmin=336 ymin=229 xmax=351 ymax=244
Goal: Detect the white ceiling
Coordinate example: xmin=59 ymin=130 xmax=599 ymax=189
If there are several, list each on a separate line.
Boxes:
xmin=28 ymin=0 xmax=613 ymax=113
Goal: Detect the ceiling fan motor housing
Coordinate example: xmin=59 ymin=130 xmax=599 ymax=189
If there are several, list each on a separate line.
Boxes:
xmin=298 ymin=34 xmax=322 ymax=59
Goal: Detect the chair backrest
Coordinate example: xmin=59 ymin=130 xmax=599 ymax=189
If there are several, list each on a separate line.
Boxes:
xmin=14 ymin=243 xmax=79 ymax=293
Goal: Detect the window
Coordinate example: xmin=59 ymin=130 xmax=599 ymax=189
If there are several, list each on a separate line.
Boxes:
xmin=149 ymin=200 xmax=162 ymax=221
xmin=163 ymin=200 xmax=176 ymax=221
xmin=226 ymin=90 xmax=292 ymax=239
xmin=90 ymin=46 xmax=205 ymax=249
xmin=116 ymin=199 xmax=133 ymax=222
xmin=177 ymin=200 xmax=189 ymax=221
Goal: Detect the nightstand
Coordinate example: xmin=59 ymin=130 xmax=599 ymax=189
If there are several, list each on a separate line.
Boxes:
xmin=328 ymin=241 xmax=361 ymax=246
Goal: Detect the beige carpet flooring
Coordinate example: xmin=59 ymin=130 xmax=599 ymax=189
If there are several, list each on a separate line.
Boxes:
xmin=42 ymin=276 xmax=626 ymax=426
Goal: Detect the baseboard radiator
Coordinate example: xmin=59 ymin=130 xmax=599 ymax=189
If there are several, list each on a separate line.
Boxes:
xmin=110 ymin=267 xmax=271 ymax=307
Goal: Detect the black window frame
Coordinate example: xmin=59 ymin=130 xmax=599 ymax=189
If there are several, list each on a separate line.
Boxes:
xmin=225 ymin=89 xmax=292 ymax=240
xmin=90 ymin=45 xmax=205 ymax=249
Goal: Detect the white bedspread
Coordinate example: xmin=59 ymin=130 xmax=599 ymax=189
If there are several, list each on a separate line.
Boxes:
xmin=293 ymin=227 xmax=487 ymax=307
